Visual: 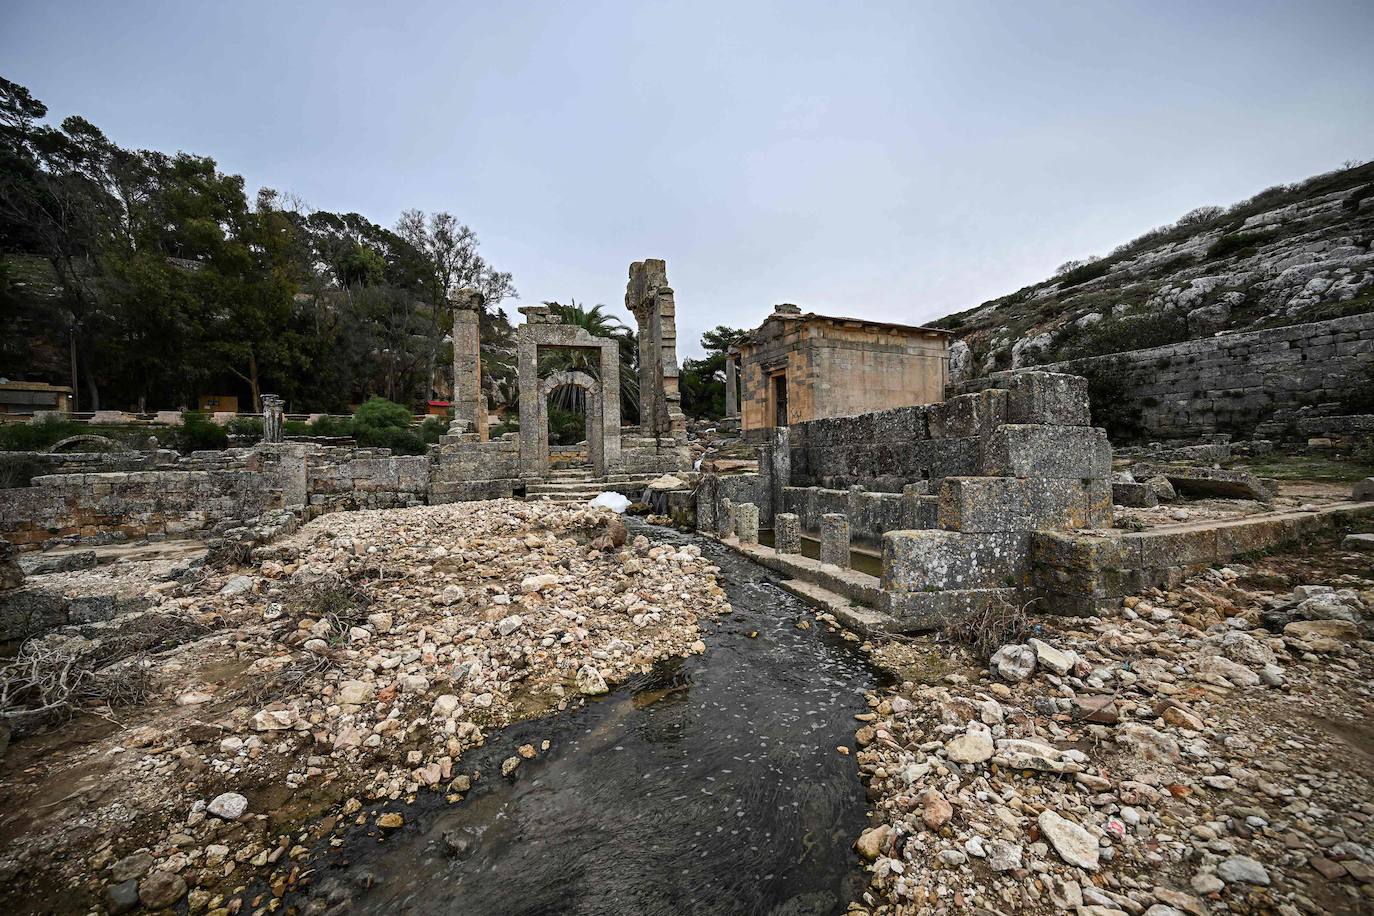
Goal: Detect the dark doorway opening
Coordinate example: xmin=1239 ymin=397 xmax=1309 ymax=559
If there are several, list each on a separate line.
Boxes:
xmin=772 ymin=373 xmax=788 ymax=427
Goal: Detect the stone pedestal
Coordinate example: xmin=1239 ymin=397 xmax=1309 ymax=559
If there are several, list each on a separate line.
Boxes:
xmin=774 ymin=512 xmax=801 ymax=554
xmin=735 ymin=502 xmax=759 ymax=545
xmin=820 ymin=513 xmax=851 ymax=568
xmin=716 ymin=497 xmax=734 ymax=539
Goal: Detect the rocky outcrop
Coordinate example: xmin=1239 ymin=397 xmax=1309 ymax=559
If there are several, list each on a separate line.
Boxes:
xmin=941 ymin=161 xmax=1374 ymax=384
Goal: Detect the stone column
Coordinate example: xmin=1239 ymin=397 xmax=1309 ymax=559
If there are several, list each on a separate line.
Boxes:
xmin=820 ymin=513 xmax=850 ymax=568
xmin=598 ymin=340 xmax=622 ymax=473
xmin=451 ymin=288 xmax=487 ymax=441
xmin=725 ymin=355 xmax=739 ymax=418
xmin=516 ymin=324 xmax=541 ymax=478
xmin=261 ymin=394 xmax=284 ymax=444
xmin=734 ymin=502 xmax=759 ymax=545
xmin=716 ymin=497 xmax=734 ymax=538
xmin=775 ymin=512 xmax=801 ymax=555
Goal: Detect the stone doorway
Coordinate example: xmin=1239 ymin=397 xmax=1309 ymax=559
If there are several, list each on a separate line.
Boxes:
xmin=538 ymin=370 xmax=603 ymax=473
xmin=517 ymin=306 xmax=622 ymax=479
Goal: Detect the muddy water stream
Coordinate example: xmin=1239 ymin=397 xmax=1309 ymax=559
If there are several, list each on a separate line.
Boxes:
xmin=299 ymin=524 xmax=879 ymax=915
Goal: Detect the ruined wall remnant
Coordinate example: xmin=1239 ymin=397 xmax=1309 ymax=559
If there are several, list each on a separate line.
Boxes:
xmin=451 ymin=287 xmax=488 ymax=440
xmin=696 ymin=371 xmax=1114 ymax=630
xmin=625 ymin=259 xmax=687 ymax=442
xmin=954 ymin=312 xmax=1374 ymax=440
xmin=734 ymin=306 xmax=951 ymax=438
xmin=0 ymin=470 xmax=286 ymax=549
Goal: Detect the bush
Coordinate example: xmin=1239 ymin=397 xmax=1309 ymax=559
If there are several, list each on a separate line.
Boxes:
xmin=419 ymin=416 xmax=447 ymax=445
xmin=547 ymin=406 xmax=588 ymax=445
xmin=1054 ymin=311 xmax=1190 ymax=362
xmin=352 ymin=397 xmax=413 ymax=433
xmin=1078 ymin=359 xmax=1145 ymax=442
xmin=175 ymin=412 xmax=228 ymax=451
xmin=0 ymin=414 xmax=85 ymax=452
xmin=1055 ymin=259 xmax=1111 ymax=288
xmin=226 ymin=416 xmax=263 ymax=440
xmin=307 ymin=415 xmax=353 ymax=438
xmin=1207 ymin=229 xmax=1278 ymax=260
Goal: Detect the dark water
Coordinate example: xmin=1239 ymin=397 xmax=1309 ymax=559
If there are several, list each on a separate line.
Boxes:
xmin=755 ymin=529 xmax=884 ymax=578
xmin=298 ymin=525 xmax=878 ymax=916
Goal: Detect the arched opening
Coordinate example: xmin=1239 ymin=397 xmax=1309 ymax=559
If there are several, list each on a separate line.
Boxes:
xmin=538 ymin=370 xmax=603 ymax=475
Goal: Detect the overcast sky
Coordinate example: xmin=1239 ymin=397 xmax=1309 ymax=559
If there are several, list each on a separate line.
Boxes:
xmin=4 ymin=1 xmax=1372 ymax=357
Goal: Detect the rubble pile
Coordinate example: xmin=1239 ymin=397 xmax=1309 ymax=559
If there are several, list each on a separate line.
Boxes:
xmin=0 ymin=500 xmax=728 ymax=912
xmin=853 ymin=558 xmax=1374 ymax=915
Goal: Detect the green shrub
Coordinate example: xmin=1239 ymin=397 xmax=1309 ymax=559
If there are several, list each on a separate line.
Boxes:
xmin=176 ymin=412 xmax=228 ymax=451
xmin=547 ymin=406 xmax=588 ymax=446
xmin=1054 ymin=312 xmax=1190 ymax=362
xmin=0 ymin=414 xmax=85 ymax=451
xmin=419 ymin=416 xmax=447 ymax=445
xmin=282 ymin=419 xmax=312 ymax=437
xmin=307 ymin=415 xmax=354 ymax=438
xmin=1207 ymin=229 xmax=1278 ymax=260
xmin=353 ymin=396 xmax=413 ymax=433
xmin=1078 ymin=359 xmax=1145 ymax=442
xmin=226 ymin=416 xmax=263 ymax=440
xmin=1056 ymin=259 xmax=1110 ymax=288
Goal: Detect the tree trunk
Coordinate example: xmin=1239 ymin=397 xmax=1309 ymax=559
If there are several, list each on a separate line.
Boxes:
xmin=248 ymin=351 xmax=261 ymax=413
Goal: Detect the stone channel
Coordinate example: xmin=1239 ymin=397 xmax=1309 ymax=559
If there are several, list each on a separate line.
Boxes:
xmin=284 ymin=523 xmax=881 ymax=915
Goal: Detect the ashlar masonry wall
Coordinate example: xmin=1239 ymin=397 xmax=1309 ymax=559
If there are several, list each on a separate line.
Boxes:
xmin=956 ymin=312 xmax=1374 ymax=440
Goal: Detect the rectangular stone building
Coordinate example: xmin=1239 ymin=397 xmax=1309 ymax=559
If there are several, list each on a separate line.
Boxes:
xmin=730 ymin=304 xmax=951 ymax=437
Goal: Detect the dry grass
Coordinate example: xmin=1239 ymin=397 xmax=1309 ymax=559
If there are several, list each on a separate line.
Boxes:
xmin=944 ymin=596 xmax=1033 ymax=658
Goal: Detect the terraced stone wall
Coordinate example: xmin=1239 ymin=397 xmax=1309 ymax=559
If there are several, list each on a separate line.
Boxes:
xmin=955 ymin=312 xmax=1374 ymax=440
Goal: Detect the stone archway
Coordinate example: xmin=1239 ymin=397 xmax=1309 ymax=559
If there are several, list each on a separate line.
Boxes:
xmin=46 ymin=435 xmax=133 ymax=454
xmin=538 ymin=370 xmax=603 ymax=474
xmin=516 ymin=306 xmax=622 ymax=479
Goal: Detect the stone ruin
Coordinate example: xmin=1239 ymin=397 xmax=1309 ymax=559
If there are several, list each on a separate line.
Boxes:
xmin=692 ymin=369 xmax=1374 ymax=632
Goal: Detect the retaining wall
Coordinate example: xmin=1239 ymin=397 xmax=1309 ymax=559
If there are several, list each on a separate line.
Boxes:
xmin=954 ymin=312 xmax=1374 ymax=440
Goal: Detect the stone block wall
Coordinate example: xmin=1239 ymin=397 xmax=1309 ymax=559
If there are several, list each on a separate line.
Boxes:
xmin=429 ymin=434 xmax=521 ymax=502
xmin=620 ymin=435 xmax=693 ymax=476
xmin=1032 ymin=503 xmax=1374 ymax=615
xmin=0 ymin=470 xmax=283 ymax=548
xmin=306 ymin=451 xmax=430 ymax=514
xmin=954 ymin=312 xmax=1374 ymax=440
xmin=699 ymin=370 xmax=1117 ymax=630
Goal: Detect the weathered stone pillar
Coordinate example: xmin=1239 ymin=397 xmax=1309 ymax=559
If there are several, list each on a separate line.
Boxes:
xmin=902 ymin=482 xmax=929 ymax=528
xmin=598 ymin=340 xmax=622 ymax=473
xmin=734 ymin=502 xmax=759 ymax=545
xmin=774 ymin=512 xmax=801 ymax=554
xmin=516 ymin=316 xmax=541 ymax=478
xmin=626 ymin=259 xmax=687 ymax=441
xmin=716 ymin=497 xmax=734 ymax=539
xmin=452 ymin=288 xmax=487 ymax=441
xmin=261 ymin=394 xmax=284 ymax=444
xmin=820 ymin=513 xmax=850 ymax=568
xmin=725 ymin=354 xmax=739 ymax=418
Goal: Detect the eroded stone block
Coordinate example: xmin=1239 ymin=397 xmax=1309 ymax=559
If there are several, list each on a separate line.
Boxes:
xmin=978 ymin=425 xmax=1111 ymax=479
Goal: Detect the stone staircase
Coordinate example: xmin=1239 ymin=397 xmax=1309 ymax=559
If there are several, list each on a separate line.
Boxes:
xmin=523 ymin=469 xmax=666 ymax=503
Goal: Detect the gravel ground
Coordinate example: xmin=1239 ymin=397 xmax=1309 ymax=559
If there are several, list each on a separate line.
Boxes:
xmin=0 ymin=500 xmax=729 ymax=914
xmin=849 ymin=536 xmax=1374 ymax=916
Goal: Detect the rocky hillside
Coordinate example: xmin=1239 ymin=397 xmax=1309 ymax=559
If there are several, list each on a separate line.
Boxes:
xmin=937 ymin=161 xmax=1374 ymax=380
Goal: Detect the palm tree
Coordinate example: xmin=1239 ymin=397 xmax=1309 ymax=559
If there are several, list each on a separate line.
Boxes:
xmin=538 ymin=300 xmax=639 ymax=417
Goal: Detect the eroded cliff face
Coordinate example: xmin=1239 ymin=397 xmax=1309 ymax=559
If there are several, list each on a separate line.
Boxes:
xmin=942 ymin=162 xmax=1374 ymax=380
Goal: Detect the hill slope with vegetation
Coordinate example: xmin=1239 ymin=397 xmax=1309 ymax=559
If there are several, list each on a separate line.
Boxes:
xmin=934 ymin=160 xmax=1374 ymax=380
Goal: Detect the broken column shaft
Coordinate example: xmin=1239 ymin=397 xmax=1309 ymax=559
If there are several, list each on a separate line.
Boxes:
xmin=820 ymin=513 xmax=851 ymax=568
